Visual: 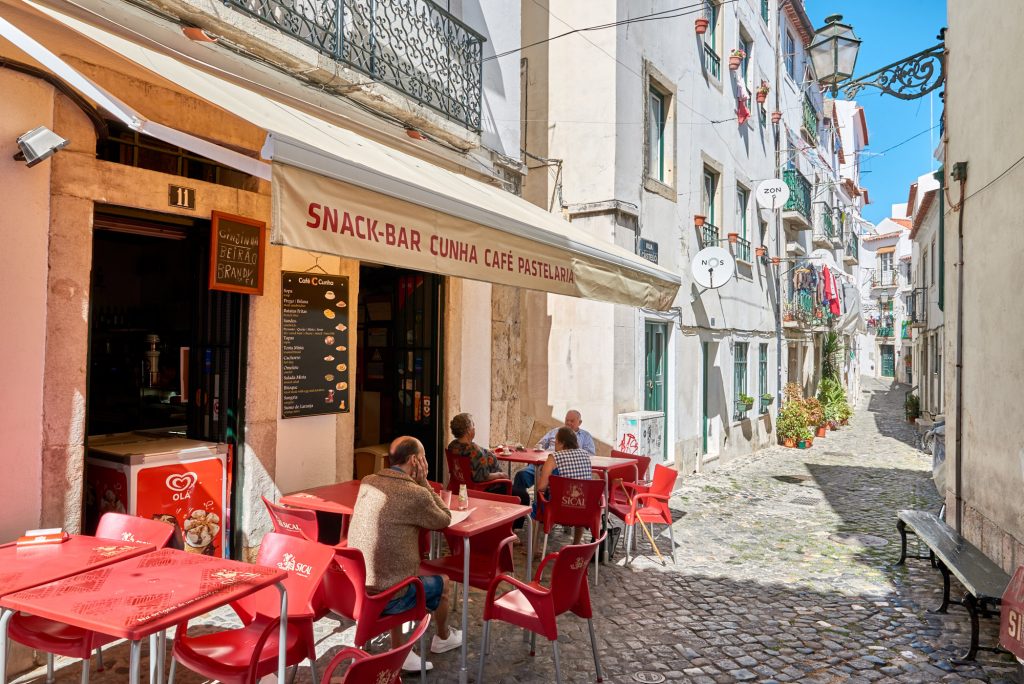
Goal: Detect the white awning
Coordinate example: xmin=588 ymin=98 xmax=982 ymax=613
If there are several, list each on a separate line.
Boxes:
xmin=5 ymin=1 xmax=681 ymax=310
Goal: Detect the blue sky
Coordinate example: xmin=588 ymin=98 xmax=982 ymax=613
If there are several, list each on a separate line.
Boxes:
xmin=806 ymin=1 xmax=947 ymax=225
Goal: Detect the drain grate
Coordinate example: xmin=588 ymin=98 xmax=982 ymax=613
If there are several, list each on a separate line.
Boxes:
xmin=633 ymin=673 xmax=667 ymax=683
xmin=773 ymin=474 xmax=811 ymax=484
xmin=789 ymin=496 xmax=820 ymax=506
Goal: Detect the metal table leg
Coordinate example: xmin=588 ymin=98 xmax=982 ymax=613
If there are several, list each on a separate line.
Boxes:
xmin=275 ymin=582 xmax=288 ymax=683
xmin=129 ymin=640 xmax=142 ymax=684
xmin=148 ymin=634 xmax=158 ymax=684
xmin=458 ymin=536 xmax=470 ymax=684
xmin=0 ymin=609 xmax=12 ymax=684
xmin=524 ymin=516 xmax=532 ymax=644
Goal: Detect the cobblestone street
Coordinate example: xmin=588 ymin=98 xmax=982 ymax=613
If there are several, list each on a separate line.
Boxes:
xmin=17 ymin=378 xmax=1022 ymax=684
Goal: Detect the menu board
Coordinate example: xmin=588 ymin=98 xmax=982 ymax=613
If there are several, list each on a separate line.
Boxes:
xmin=209 ymin=212 xmax=266 ymax=295
xmin=281 ymin=271 xmax=350 ymax=418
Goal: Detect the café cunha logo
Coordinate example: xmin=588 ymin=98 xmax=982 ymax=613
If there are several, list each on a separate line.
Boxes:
xmin=165 ymin=472 xmax=199 ymax=501
xmin=277 ymin=552 xmax=313 ymax=578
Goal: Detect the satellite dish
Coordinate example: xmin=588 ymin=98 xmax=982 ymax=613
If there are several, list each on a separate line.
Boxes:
xmin=692 ymin=247 xmax=735 ymax=289
xmin=755 ymin=179 xmax=790 ymax=211
xmin=809 ymin=248 xmax=838 ymax=270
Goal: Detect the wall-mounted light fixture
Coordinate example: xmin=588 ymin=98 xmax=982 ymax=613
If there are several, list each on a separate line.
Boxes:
xmin=13 ymin=126 xmax=69 ymax=167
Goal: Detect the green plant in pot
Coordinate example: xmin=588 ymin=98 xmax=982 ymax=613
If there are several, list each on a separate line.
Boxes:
xmin=777 ymin=400 xmax=808 ymax=447
xmin=796 ymin=425 xmax=814 ymax=449
xmin=905 ymin=393 xmax=920 ymax=423
xmin=761 ymin=392 xmax=774 ymax=405
xmin=738 ymin=393 xmax=755 ymax=411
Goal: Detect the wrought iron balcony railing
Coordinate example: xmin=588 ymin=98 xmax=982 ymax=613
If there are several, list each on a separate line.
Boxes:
xmin=871 ymin=270 xmax=899 ymax=288
xmin=783 ymin=280 xmax=834 ymax=329
xmin=813 ymin=202 xmax=835 ymax=242
xmin=875 ymin=326 xmax=894 ymax=338
xmin=224 ymin=0 xmax=485 ymax=129
xmin=783 ymin=168 xmax=812 ymax=221
xmin=909 ymin=287 xmax=927 ymax=327
xmin=845 ymin=231 xmax=859 ymax=261
xmin=802 ymin=93 xmax=818 ymax=145
xmin=733 ymin=235 xmax=751 ymax=262
xmin=703 ymin=42 xmax=721 ymax=79
xmin=700 ymin=223 xmax=720 ymax=248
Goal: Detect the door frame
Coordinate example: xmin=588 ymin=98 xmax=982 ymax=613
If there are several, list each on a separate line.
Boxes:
xmin=643 ymin=320 xmax=669 ymax=462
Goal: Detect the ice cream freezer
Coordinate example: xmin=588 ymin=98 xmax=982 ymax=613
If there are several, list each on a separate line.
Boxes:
xmin=85 ymin=431 xmax=227 ymax=557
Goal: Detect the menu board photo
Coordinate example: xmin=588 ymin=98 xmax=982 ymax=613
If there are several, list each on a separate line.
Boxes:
xmin=281 ymin=271 xmax=350 ymax=418
xmin=209 ymin=212 xmax=266 ymax=295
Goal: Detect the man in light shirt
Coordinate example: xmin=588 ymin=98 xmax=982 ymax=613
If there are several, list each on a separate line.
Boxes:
xmin=514 ymin=409 xmax=595 ymax=491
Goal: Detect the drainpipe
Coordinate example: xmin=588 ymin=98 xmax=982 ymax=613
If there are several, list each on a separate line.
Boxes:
xmin=950 ymin=161 xmax=967 ymax=532
xmin=774 ymin=0 xmax=785 ymax=411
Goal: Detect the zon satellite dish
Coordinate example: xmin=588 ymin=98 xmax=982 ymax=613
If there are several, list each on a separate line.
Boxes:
xmin=809 ymin=248 xmax=838 ymax=270
xmin=755 ymin=178 xmax=791 ymax=211
xmin=691 ymin=247 xmax=735 ymax=289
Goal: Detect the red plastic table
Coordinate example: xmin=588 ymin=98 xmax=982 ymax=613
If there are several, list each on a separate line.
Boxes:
xmin=445 ymin=497 xmax=530 ymax=684
xmin=280 ymin=480 xmax=362 ymax=544
xmin=0 ymin=548 xmax=288 ymax=684
xmin=0 ymin=535 xmax=155 ymax=683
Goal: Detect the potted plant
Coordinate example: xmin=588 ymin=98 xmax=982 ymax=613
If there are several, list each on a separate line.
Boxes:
xmin=695 ymin=16 xmax=710 ymax=34
xmin=728 ymin=232 xmax=739 ymax=244
xmin=777 ymin=400 xmax=808 ymax=447
xmin=905 ymin=393 xmax=921 ymax=423
xmin=801 ymin=397 xmax=826 ymax=438
xmin=771 ymin=256 xmax=781 ymax=265
xmin=738 ymin=393 xmax=755 ymax=412
xmin=694 ymin=214 xmax=706 ymax=227
xmin=761 ymin=392 xmax=774 ymax=406
xmin=771 ymin=111 xmax=783 ymax=124
xmin=796 ymin=426 xmax=813 ymax=449
xmin=756 ymin=81 xmax=771 ymax=104
xmin=728 ymin=48 xmax=745 ymax=70
xmin=755 ymin=245 xmax=767 ymax=258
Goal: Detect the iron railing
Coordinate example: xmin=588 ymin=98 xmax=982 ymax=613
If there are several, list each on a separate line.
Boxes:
xmin=703 ymin=42 xmax=721 ymax=79
xmin=783 ymin=168 xmax=812 ymax=221
xmin=814 ymin=202 xmax=835 ymax=241
xmin=224 ymin=0 xmax=485 ymax=129
xmin=700 ymin=223 xmax=720 ymax=248
xmin=876 ymin=326 xmax=894 ymax=338
xmin=733 ymin=235 xmax=751 ymax=262
xmin=909 ymin=287 xmax=927 ymax=326
xmin=845 ymin=231 xmax=859 ymax=261
xmin=783 ymin=278 xmax=833 ymax=329
xmin=871 ymin=270 xmax=899 ymax=288
xmin=802 ymin=92 xmax=818 ymax=144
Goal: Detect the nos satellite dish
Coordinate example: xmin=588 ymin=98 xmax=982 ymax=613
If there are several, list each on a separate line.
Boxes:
xmin=692 ymin=247 xmax=735 ymax=289
xmin=809 ymin=248 xmax=838 ymax=270
xmin=755 ymin=179 xmax=791 ymax=211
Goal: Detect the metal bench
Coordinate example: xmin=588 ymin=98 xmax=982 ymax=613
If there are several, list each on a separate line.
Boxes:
xmin=896 ymin=509 xmax=1012 ymax=662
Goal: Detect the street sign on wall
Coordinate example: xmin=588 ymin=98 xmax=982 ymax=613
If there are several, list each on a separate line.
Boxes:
xmin=638 ymin=238 xmax=659 ymax=264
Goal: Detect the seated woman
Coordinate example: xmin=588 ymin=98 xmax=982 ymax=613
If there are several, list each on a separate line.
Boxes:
xmin=447 ymin=413 xmax=530 ymax=524
xmin=533 ymin=426 xmax=595 ymax=549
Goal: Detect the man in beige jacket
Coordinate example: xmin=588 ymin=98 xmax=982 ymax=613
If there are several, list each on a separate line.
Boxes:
xmin=348 ymin=436 xmax=461 ymax=672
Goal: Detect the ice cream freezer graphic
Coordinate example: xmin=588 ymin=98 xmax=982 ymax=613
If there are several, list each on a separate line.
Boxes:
xmin=85 ymin=433 xmax=227 ymax=557
xmin=615 ymin=411 xmax=665 ymax=469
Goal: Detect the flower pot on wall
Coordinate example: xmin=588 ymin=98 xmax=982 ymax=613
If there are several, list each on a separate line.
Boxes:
xmin=694 ymin=214 xmax=706 ymax=227
xmin=756 ymin=92 xmax=768 ymax=104
xmin=728 ymin=56 xmax=742 ymax=70
xmin=771 ymin=111 xmax=782 ymax=124
xmin=695 ymin=17 xmax=709 ymax=34
xmin=728 ymin=232 xmax=739 ymax=244
xmin=771 ymin=256 xmax=781 ymax=265
xmin=755 ymin=246 xmax=767 ymax=258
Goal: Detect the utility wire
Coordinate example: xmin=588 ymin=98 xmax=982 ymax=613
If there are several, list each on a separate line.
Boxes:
xmin=962 ymin=150 xmax=1024 ymax=204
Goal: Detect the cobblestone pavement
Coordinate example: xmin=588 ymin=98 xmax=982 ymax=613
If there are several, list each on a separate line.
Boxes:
xmin=17 ymin=378 xmax=1022 ymax=683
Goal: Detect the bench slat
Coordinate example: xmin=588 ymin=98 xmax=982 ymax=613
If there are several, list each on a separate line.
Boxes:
xmin=897 ymin=509 xmax=1010 ymax=600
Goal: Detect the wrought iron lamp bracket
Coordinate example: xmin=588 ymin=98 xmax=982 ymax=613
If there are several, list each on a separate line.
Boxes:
xmin=838 ymin=43 xmax=945 ymax=100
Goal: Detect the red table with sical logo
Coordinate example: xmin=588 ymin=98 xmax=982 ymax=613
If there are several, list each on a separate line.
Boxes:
xmin=0 ymin=536 xmax=155 ymax=683
xmin=279 ymin=480 xmax=362 ymax=543
xmin=0 ymin=548 xmax=288 ymax=684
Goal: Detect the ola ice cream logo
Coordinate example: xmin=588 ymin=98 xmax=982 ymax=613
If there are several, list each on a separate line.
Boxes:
xmin=165 ymin=473 xmax=198 ymax=501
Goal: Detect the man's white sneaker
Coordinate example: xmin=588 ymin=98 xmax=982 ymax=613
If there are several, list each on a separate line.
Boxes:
xmin=401 ymin=650 xmax=433 ymax=672
xmin=430 ymin=628 xmax=463 ymax=654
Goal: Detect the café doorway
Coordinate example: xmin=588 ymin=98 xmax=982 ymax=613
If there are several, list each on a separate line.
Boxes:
xmin=86 ymin=207 xmax=247 ymax=556
xmin=355 ymin=265 xmax=445 ymax=480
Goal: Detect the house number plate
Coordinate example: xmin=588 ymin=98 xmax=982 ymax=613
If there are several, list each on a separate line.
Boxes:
xmin=168 ymin=184 xmax=197 ymax=209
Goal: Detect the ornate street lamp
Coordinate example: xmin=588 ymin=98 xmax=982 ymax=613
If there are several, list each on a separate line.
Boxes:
xmin=809 ymin=15 xmax=945 ymax=100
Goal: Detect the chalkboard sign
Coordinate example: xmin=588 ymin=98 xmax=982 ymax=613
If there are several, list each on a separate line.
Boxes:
xmin=281 ymin=271 xmax=350 ymax=418
xmin=209 ymin=211 xmax=266 ymax=295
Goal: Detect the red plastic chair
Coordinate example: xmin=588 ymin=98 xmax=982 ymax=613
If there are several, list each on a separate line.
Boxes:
xmin=607 ymin=452 xmax=652 ymax=513
xmin=445 ymin=449 xmax=512 ymax=495
xmin=477 ymin=536 xmax=605 ymax=684
xmin=538 ymin=476 xmax=604 ymax=581
xmin=608 ymin=464 xmax=678 ymax=564
xmin=318 ymin=615 xmax=431 ymax=684
xmin=322 ymin=545 xmax=429 ymax=648
xmin=170 ymin=532 xmax=336 ymax=684
xmin=262 ymin=496 xmax=320 ymax=542
xmin=6 ymin=513 xmax=175 ymax=683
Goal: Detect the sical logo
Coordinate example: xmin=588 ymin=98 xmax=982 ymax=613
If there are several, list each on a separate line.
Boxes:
xmin=570 ymin=556 xmax=587 ymax=570
xmin=277 ymin=552 xmax=313 ymax=578
xmin=376 ymin=670 xmax=398 ymax=684
xmin=210 ymin=569 xmax=262 ymax=585
xmin=165 ymin=473 xmax=199 ymax=501
xmin=121 ymin=532 xmax=137 ymax=542
xmin=277 ymin=519 xmax=301 ymax=532
xmin=561 ymin=483 xmax=586 ymax=508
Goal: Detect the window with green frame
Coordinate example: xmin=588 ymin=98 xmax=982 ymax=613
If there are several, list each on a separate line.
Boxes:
xmin=734 ymin=342 xmax=749 ymax=419
xmin=736 ymin=187 xmax=749 ymax=240
xmin=739 ymin=36 xmax=752 ymax=87
xmin=761 ymin=0 xmax=770 ymax=24
xmin=703 ymin=169 xmax=718 ymax=225
xmin=647 ymin=88 xmax=665 ymax=182
xmin=759 ymin=344 xmax=769 ymax=412
xmin=784 ymin=29 xmax=796 ymax=79
xmin=704 ymin=0 xmax=718 ymax=50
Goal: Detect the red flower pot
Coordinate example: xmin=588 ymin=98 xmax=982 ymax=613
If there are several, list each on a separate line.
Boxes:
xmin=727 ymin=232 xmax=739 ymax=244
xmin=728 ymin=56 xmax=742 ymax=70
xmin=771 ymin=256 xmax=781 ymax=265
xmin=755 ymin=246 xmax=767 ymax=258
xmin=756 ymin=92 xmax=768 ymax=104
xmin=816 ymin=426 xmax=827 ymax=438
xmin=694 ymin=214 xmax=706 ymax=227
xmin=771 ymin=111 xmax=782 ymax=124
xmin=783 ymin=437 xmax=795 ymax=448
xmin=695 ymin=18 xmax=709 ymax=34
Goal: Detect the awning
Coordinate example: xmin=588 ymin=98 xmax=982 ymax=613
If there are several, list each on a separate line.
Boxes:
xmin=6 ymin=1 xmax=681 ymax=310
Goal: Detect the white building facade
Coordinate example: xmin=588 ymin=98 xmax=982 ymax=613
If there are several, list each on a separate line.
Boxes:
xmin=858 ymin=215 xmax=912 ymax=382
xmin=905 ymin=172 xmax=944 ymax=418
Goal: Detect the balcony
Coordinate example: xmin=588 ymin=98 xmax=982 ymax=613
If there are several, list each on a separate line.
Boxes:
xmin=871 ymin=270 xmax=900 ymax=289
xmin=782 ymin=169 xmax=812 ymax=229
xmin=783 ymin=281 xmax=833 ymax=330
xmin=844 ymin=232 xmax=859 ymax=263
xmin=699 ymin=223 xmax=720 ymax=248
xmin=802 ymin=93 xmax=818 ymax=145
xmin=703 ymin=42 xmax=721 ymax=79
xmin=875 ymin=326 xmax=894 ymax=338
xmin=224 ymin=0 xmax=485 ymax=129
xmin=732 ymin=235 xmax=751 ymax=263
xmin=909 ymin=287 xmax=928 ymax=328
xmin=812 ymin=202 xmax=836 ymax=248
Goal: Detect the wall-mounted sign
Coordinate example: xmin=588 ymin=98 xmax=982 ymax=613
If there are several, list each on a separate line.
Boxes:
xmin=281 ymin=271 xmax=350 ymax=418
xmin=209 ymin=211 xmax=266 ymax=295
xmin=168 ymin=184 xmax=196 ymax=209
xmin=638 ymin=238 xmax=659 ymax=264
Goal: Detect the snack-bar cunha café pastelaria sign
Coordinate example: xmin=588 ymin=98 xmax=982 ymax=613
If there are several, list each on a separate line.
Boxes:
xmin=271 ymin=164 xmax=677 ymax=310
